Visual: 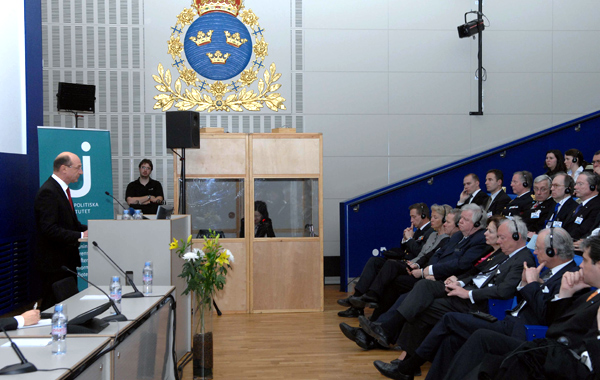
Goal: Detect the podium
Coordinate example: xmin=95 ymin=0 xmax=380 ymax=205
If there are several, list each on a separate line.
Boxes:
xmin=87 ymin=215 xmax=191 ymax=359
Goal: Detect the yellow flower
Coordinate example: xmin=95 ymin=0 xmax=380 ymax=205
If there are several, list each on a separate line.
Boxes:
xmin=216 ymin=252 xmax=229 ymax=266
xmin=187 ymin=235 xmax=193 ymax=244
xmin=169 ymin=238 xmax=179 ymax=250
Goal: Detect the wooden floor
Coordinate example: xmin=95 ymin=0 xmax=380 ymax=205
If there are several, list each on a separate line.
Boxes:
xmin=180 ymin=285 xmax=430 ymax=379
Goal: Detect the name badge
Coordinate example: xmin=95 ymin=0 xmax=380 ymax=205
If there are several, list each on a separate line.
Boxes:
xmin=542 ymin=286 xmax=550 ymax=293
xmin=509 ymin=205 xmax=519 ymax=209
xmin=531 ymin=210 xmax=541 ymax=219
xmin=552 ymin=221 xmax=563 ymax=228
xmin=575 ymin=217 xmax=584 ymax=225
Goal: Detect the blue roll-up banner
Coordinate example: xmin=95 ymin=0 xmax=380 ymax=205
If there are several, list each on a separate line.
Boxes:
xmin=38 ymin=127 xmax=114 ymax=289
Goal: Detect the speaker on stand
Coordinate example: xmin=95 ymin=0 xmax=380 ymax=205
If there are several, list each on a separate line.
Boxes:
xmin=166 ymin=111 xmax=200 ymax=215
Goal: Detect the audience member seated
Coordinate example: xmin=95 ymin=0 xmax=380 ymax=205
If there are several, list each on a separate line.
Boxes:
xmin=373 ymin=227 xmax=579 ymax=380
xmin=592 ymin=150 xmax=600 ymax=176
xmin=443 ymin=235 xmax=600 ymax=380
xmin=502 ymin=171 xmax=534 ymax=217
xmin=522 ymin=175 xmax=555 ymax=235
xmin=336 ymin=203 xmax=432 ymax=318
xmin=543 ymin=149 xmax=567 ymax=177
xmin=457 ymin=173 xmax=489 ymax=209
xmin=483 ymin=169 xmax=511 ymax=217
xmin=565 ymin=171 xmax=600 ymax=242
xmin=565 ymin=148 xmax=586 ymax=182
xmin=358 ymin=217 xmax=534 ymax=352
xmin=0 ymin=310 xmax=41 ymax=331
xmin=546 ymin=172 xmax=578 ymax=229
xmin=239 ymin=200 xmax=276 ymax=238
xmin=347 ymin=205 xmax=452 ymax=317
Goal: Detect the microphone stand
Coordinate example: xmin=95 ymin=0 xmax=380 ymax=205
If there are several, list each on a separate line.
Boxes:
xmin=0 ymin=325 xmax=37 ymax=375
xmin=91 ymin=241 xmax=144 ymax=298
xmin=61 ymin=266 xmax=128 ymax=322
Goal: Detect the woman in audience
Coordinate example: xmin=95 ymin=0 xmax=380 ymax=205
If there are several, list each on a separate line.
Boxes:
xmin=543 ymin=149 xmax=566 ymax=177
xmin=564 ymin=148 xmax=586 ymax=181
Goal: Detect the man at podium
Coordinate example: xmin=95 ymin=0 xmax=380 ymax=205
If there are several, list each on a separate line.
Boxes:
xmin=126 ymin=159 xmax=164 ymax=214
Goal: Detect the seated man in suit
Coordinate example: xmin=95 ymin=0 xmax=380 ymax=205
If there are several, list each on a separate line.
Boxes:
xmin=522 ymin=175 xmax=556 ymax=235
xmin=546 ymin=172 xmax=578 ymax=229
xmin=337 ymin=203 xmax=432 ymax=317
xmin=443 ymin=235 xmax=600 ymax=380
xmin=592 ymin=150 xmax=600 ymax=176
xmin=565 ymin=171 xmax=600 ymax=241
xmin=359 ymin=217 xmax=534 ymax=350
xmin=457 ymin=173 xmax=489 ymax=209
xmin=0 ymin=310 xmax=41 ymax=331
xmin=483 ymin=169 xmax=511 ymax=217
xmin=502 ymin=170 xmax=534 ymax=217
xmin=373 ymin=227 xmax=579 ymax=380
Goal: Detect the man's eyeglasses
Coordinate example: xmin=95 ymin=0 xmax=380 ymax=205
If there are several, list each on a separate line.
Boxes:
xmin=67 ymin=165 xmax=82 ymax=170
xmin=140 ymin=166 xmax=152 ymax=170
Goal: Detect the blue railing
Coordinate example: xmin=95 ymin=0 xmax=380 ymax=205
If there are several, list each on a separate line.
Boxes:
xmin=339 ymin=110 xmax=600 ymax=291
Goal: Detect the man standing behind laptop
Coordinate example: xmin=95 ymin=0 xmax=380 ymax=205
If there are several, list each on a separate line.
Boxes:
xmin=126 ymin=159 xmax=164 ymax=215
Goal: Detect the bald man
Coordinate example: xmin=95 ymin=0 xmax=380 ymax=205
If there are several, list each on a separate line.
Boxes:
xmin=35 ymin=152 xmax=88 ymax=309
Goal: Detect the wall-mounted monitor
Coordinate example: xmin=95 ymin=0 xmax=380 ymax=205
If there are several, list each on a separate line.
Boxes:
xmin=57 ymin=82 xmax=96 ymax=113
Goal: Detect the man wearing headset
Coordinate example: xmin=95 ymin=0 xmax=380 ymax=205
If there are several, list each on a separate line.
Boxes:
xmin=522 ymin=175 xmax=556 ymax=235
xmin=373 ymin=227 xmax=579 ymax=380
xmin=359 ymin=217 xmax=535 ymax=350
xmin=546 ymin=172 xmax=579 ymax=229
xmin=502 ymin=171 xmax=535 ymax=217
xmin=565 ymin=171 xmax=600 ymax=241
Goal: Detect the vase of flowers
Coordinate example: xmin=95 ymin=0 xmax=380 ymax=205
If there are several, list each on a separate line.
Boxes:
xmin=170 ymin=231 xmax=234 ymax=380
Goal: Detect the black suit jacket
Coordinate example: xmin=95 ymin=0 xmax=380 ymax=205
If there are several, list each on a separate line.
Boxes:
xmin=403 ymin=223 xmax=434 ymax=259
xmin=0 ymin=317 xmax=18 ymax=331
xmin=502 ymin=191 xmax=534 ymax=217
xmin=459 ymin=190 xmax=489 ymax=209
xmin=487 ymin=190 xmax=512 ymax=216
xmin=429 ymin=229 xmax=489 ymax=280
xmin=545 ymin=197 xmax=579 ymax=228
xmin=34 ymin=176 xmax=87 ymax=273
xmin=564 ymin=196 xmax=600 ymax=240
xmin=462 ymin=247 xmax=535 ymax=302
xmin=522 ymin=198 xmax=556 ymax=233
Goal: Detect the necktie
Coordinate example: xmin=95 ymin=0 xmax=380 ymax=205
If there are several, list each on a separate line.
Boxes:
xmin=573 ymin=203 xmax=582 ymax=217
xmin=586 ymin=291 xmax=599 ymax=303
xmin=484 ymin=197 xmax=492 ymax=212
xmin=66 ymin=188 xmax=74 ymax=211
xmin=540 ymin=269 xmax=553 ymax=281
xmin=550 ymin=202 xmax=560 ymax=222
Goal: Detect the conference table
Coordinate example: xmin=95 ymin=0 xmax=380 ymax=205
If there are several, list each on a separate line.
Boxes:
xmin=7 ymin=285 xmax=177 ymax=379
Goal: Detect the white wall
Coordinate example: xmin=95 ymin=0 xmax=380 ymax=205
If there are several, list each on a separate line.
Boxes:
xmin=41 ymin=0 xmax=600 ymax=273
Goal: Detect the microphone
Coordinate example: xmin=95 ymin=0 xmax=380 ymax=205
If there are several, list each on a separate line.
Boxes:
xmin=91 ymin=241 xmax=144 ymax=298
xmin=0 ymin=325 xmax=37 ymax=374
xmin=105 ymin=191 xmax=128 ymax=211
xmin=61 ymin=266 xmax=127 ymax=322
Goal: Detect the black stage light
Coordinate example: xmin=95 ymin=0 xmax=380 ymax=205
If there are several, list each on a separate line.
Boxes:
xmin=457 ymin=18 xmax=485 ymax=38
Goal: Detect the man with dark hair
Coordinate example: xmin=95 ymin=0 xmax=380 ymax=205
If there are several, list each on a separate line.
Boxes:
xmin=35 ymin=152 xmax=88 ymax=309
xmin=443 ymin=235 xmax=600 ymax=380
xmin=502 ymin=170 xmax=534 ymax=217
xmin=457 ymin=174 xmax=489 ymax=209
xmin=563 ymin=171 xmax=600 ymax=241
xmin=546 ymin=172 xmax=579 ymax=228
xmin=483 ymin=169 xmax=511 ymax=216
xmin=336 ymin=203 xmax=432 ymax=318
xmin=126 ymin=159 xmax=164 ymax=214
xmin=592 ymin=150 xmax=600 ymax=176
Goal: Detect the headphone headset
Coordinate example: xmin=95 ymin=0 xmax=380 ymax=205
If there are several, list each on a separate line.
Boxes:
xmin=564 ymin=185 xmax=571 ymax=194
xmin=546 ymin=227 xmax=555 ymax=257
xmin=511 ymin=219 xmax=520 ymax=241
xmin=442 ymin=207 xmax=447 ymax=224
xmin=523 ymin=180 xmax=529 ymax=188
xmin=572 ymin=156 xmax=578 ymax=163
xmin=420 ymin=203 xmax=427 ymax=219
xmin=455 ymin=214 xmax=460 ymax=227
xmin=473 ymin=210 xmax=483 ymax=228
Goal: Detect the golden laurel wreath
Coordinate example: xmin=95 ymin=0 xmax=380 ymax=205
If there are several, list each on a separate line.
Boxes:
xmin=153 ymin=6 xmax=286 ymax=112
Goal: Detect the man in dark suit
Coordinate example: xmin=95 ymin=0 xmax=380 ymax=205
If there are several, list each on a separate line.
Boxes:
xmin=373 ymin=227 xmax=579 ymax=380
xmin=443 ymin=235 xmax=600 ymax=380
xmin=522 ymin=175 xmax=556 ymax=234
xmin=565 ymin=171 xmax=600 ymax=240
xmin=0 ymin=310 xmax=41 ymax=331
xmin=35 ymin=152 xmax=88 ymax=310
xmin=337 ymin=203 xmax=432 ymax=317
xmin=359 ymin=217 xmax=534 ymax=349
xmin=546 ymin=172 xmax=578 ymax=229
xmin=457 ymin=174 xmax=489 ymax=209
xmin=483 ymin=169 xmax=511 ymax=216
xmin=502 ymin=170 xmax=535 ymax=217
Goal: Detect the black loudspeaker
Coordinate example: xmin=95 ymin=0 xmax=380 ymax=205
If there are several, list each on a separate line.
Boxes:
xmin=166 ymin=111 xmax=200 ymax=149
xmin=57 ymin=82 xmax=96 ymax=113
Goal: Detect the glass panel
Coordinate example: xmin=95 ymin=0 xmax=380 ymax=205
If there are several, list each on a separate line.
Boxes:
xmin=185 ymin=179 xmax=244 ymax=238
xmin=254 ymin=179 xmax=319 ymax=238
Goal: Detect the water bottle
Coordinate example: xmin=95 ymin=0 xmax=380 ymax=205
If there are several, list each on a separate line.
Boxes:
xmin=109 ymin=276 xmax=122 ymax=313
xmin=143 ymin=261 xmax=153 ymax=294
xmin=133 ymin=210 xmax=143 ymax=220
xmin=51 ymin=303 xmax=67 ymax=355
xmin=122 ymin=209 xmax=131 ymax=220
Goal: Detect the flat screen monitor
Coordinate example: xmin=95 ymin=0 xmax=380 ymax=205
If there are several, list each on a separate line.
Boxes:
xmin=57 ymin=82 xmax=96 ymax=113
xmin=156 ymin=205 xmax=174 ymax=220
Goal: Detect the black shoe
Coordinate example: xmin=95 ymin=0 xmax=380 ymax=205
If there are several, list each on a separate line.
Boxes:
xmin=389 ymin=359 xmax=421 ymax=376
xmin=354 ymin=328 xmax=377 ymax=350
xmin=339 ymin=322 xmax=358 ymax=342
xmin=373 ymin=360 xmax=414 ymax=380
xmin=359 ymin=315 xmax=391 ymax=347
xmin=337 ymin=297 xmax=352 ymax=307
xmin=349 ymin=294 xmax=379 ymax=308
xmin=337 ymin=307 xmax=364 ymax=318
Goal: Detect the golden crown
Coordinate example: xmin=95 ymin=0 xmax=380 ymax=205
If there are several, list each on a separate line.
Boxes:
xmin=224 ymin=31 xmax=247 ymax=48
xmin=194 ymin=0 xmax=243 ymax=17
xmin=206 ymin=50 xmax=230 ymax=64
xmin=189 ymin=30 xmax=214 ymax=46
